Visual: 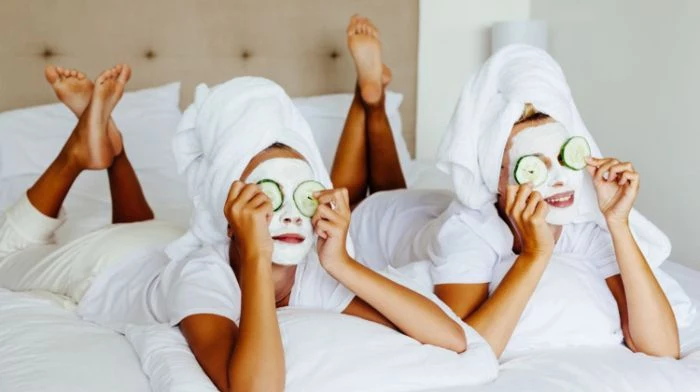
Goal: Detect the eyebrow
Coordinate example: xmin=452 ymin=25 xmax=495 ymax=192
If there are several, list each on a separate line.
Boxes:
xmin=530 ymin=153 xmax=552 ymax=168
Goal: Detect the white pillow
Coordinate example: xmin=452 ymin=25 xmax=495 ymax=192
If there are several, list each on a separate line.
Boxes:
xmin=0 ymin=83 xmax=182 ymax=181
xmin=125 ymin=324 xmax=218 ymax=392
xmin=124 ymin=267 xmax=498 ymax=392
xmin=293 ymin=91 xmax=413 ymax=175
xmin=126 ymin=311 xmax=497 ymax=392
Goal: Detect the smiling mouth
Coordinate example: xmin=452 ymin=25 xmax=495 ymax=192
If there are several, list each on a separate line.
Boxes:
xmin=545 ymin=191 xmax=575 ymax=208
xmin=272 ymin=234 xmax=306 ymax=244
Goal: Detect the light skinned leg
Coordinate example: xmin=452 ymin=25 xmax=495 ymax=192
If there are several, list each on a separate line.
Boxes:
xmin=331 ymin=85 xmax=369 ymax=207
xmin=331 ymin=15 xmax=405 ymax=207
xmin=364 ymin=92 xmax=406 ymax=193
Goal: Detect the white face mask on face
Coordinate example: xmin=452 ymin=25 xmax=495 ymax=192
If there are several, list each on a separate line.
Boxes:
xmin=245 ymin=158 xmax=315 ymax=265
xmin=508 ymin=122 xmax=584 ymax=225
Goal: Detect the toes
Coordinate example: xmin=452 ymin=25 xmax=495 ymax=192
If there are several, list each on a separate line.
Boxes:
xmin=347 ymin=16 xmax=357 ymax=35
xmin=117 ymin=64 xmax=132 ymax=84
xmin=96 ymin=70 xmax=109 ymax=85
xmin=56 ymin=66 xmax=67 ymax=80
xmin=44 ymin=65 xmax=60 ymax=84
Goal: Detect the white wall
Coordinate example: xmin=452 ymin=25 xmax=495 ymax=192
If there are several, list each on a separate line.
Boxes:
xmin=416 ymin=0 xmax=530 ymax=159
xmin=416 ymin=0 xmax=698 ymax=268
xmin=531 ymin=0 xmax=700 ymax=268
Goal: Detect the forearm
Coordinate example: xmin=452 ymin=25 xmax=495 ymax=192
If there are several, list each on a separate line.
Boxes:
xmin=465 ymin=254 xmax=548 ymax=357
xmin=608 ymin=221 xmax=679 ymax=357
xmin=330 ymin=256 xmax=466 ymax=352
xmin=228 ymin=259 xmax=285 ymax=392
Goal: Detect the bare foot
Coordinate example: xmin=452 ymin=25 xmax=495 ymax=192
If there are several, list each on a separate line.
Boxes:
xmin=66 ymin=65 xmax=131 ymax=169
xmin=347 ymin=15 xmax=383 ymax=105
xmin=45 ymin=65 xmax=94 ymax=116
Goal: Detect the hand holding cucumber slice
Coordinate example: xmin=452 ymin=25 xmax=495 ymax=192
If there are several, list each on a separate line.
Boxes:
xmin=514 ymin=155 xmax=548 ymax=187
xmin=257 ymin=179 xmax=284 ymax=211
xmin=559 ymin=136 xmax=591 ymax=170
xmin=293 ymin=180 xmax=326 ymax=217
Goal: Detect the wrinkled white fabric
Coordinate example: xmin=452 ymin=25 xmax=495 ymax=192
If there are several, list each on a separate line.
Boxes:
xmin=437 ymin=44 xmax=670 ymax=268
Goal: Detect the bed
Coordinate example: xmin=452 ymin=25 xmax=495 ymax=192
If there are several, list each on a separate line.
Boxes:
xmin=2 ymin=1 xmax=700 ymax=391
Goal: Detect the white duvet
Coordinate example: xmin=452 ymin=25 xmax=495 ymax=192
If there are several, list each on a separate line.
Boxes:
xmin=1 ymin=261 xmax=699 ymax=392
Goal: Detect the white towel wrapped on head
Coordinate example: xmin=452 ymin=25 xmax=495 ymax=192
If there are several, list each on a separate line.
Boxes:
xmin=437 ymin=44 xmax=694 ymax=326
xmin=165 ymin=77 xmax=343 ymax=264
xmin=438 ymin=44 xmax=670 ymax=268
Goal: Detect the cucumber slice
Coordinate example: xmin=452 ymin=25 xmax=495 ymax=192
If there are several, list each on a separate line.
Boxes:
xmin=559 ymin=136 xmax=591 ymax=170
xmin=514 ymin=155 xmax=548 ymax=187
xmin=293 ymin=180 xmax=326 ymax=217
xmin=257 ymin=179 xmax=283 ymax=211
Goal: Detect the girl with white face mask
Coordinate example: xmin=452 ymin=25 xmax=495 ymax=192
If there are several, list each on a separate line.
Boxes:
xmin=482 ymin=105 xmax=679 ymax=357
xmin=210 ymin=141 xmax=466 ymax=392
xmin=345 ymin=44 xmax=686 ymax=360
xmin=0 ymin=65 xmax=469 ymax=392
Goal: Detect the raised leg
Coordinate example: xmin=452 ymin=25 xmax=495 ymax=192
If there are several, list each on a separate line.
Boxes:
xmin=42 ymin=64 xmax=152 ymax=223
xmin=364 ymin=92 xmax=406 ymax=194
xmin=331 ymin=84 xmax=369 ymax=207
xmin=331 ymin=15 xmax=405 ymax=207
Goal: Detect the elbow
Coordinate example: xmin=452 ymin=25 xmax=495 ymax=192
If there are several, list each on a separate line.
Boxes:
xmin=626 ymin=337 xmax=680 ymax=359
xmin=632 ymin=346 xmax=680 ymax=360
xmin=446 ymin=322 xmax=468 ymax=354
xmin=228 ymin=369 xmax=285 ymax=392
xmin=636 ymin=343 xmax=680 ymax=360
xmin=228 ymin=379 xmax=285 ymax=392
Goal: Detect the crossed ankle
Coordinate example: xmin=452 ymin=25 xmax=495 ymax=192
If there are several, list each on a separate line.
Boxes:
xmin=361 ymin=92 xmax=386 ymax=110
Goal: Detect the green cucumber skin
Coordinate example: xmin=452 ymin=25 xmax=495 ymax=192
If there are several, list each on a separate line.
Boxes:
xmin=294 ymin=180 xmax=325 ymax=218
xmin=513 ymin=156 xmax=526 ymax=185
xmin=513 ymin=155 xmax=547 ymax=187
xmin=559 ymin=137 xmax=590 ymax=171
xmin=257 ymin=179 xmax=284 ymax=212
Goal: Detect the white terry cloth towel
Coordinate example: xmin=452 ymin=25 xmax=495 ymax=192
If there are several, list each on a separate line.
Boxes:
xmin=165 ymin=76 xmax=353 ymax=271
xmin=436 ymin=44 xmax=694 ymax=326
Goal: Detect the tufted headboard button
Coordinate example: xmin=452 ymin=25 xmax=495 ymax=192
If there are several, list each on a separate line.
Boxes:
xmin=329 ymin=50 xmax=340 ymax=59
xmin=241 ymin=50 xmax=252 ymax=60
xmin=41 ymin=47 xmax=55 ymax=59
xmin=145 ymin=49 xmax=156 ymax=60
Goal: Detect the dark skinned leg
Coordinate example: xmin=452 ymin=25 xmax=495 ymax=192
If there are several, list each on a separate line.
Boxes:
xmin=108 ymin=146 xmax=154 ymax=224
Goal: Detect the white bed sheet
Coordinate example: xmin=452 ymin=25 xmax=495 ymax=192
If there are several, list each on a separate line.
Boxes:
xmin=1 ymin=262 xmax=698 ymax=392
xmin=0 ymin=289 xmax=150 ymax=392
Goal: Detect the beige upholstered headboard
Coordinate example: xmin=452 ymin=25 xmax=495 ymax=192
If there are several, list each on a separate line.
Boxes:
xmin=0 ymin=0 xmax=418 ymax=154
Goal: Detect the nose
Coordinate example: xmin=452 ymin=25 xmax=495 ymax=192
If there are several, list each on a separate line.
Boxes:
xmin=283 ymin=215 xmax=303 ymax=226
xmin=550 ymin=163 xmax=568 ymax=187
xmin=279 ymin=203 xmax=304 ymax=226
